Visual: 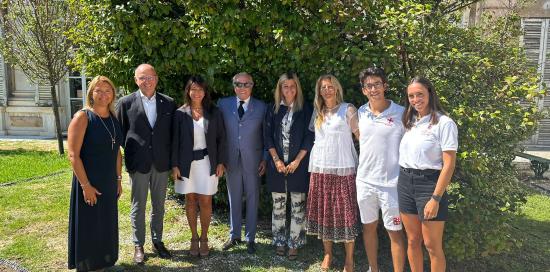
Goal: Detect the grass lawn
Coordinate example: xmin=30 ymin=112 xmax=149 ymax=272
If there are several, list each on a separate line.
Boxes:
xmin=0 ymin=140 xmax=549 ymax=271
xmin=0 ymin=149 xmax=70 ymax=184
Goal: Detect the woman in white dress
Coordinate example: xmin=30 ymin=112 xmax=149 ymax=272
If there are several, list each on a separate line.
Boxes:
xmin=171 ymin=76 xmax=226 ymax=257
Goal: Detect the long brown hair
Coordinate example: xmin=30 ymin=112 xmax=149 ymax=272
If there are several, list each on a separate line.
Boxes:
xmin=273 ymin=72 xmax=304 ymax=114
xmin=183 ymin=75 xmax=212 ymax=112
xmin=402 ymin=76 xmax=446 ymax=129
xmin=313 ymin=74 xmax=344 ymax=128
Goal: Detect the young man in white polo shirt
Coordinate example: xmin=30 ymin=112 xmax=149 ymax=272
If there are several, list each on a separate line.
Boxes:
xmin=356 ymin=67 xmax=406 ymax=272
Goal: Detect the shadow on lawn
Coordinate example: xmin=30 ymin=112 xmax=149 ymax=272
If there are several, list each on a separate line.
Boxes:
xmin=0 ymin=148 xmax=56 ymax=156
xmin=133 ymin=188 xmax=548 ymax=272
xmin=448 ymin=210 xmax=550 ymax=272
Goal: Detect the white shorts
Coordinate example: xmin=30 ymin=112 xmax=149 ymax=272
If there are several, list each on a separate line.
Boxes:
xmin=357 ymin=182 xmax=402 ymax=231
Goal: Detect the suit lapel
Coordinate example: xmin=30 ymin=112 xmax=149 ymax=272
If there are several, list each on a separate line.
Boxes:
xmin=203 ymin=109 xmax=210 ymax=134
xmin=134 ymin=91 xmax=152 ymax=130
xmin=154 ymin=94 xmax=164 ymax=129
xmin=231 ymin=97 xmax=239 ymax=121
xmin=242 ymin=98 xmax=255 ymax=121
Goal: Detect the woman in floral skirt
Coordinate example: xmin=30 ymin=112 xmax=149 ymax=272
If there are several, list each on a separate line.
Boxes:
xmin=307 ymin=74 xmax=360 ymax=272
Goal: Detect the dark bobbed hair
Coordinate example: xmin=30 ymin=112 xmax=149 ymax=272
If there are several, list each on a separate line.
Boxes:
xmin=359 ymin=66 xmax=388 ymax=84
xmin=183 ymin=75 xmax=212 ymax=111
xmin=402 ymin=76 xmax=446 ymax=129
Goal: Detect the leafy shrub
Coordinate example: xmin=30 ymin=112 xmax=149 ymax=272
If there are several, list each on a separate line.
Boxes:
xmin=69 ymin=0 xmax=544 ymax=260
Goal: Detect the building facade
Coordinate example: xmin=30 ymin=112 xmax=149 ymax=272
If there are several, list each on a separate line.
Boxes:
xmin=0 ymin=54 xmax=88 ymax=136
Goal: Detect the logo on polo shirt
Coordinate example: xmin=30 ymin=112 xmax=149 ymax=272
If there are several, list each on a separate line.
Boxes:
xmin=386 ymin=117 xmax=394 ymax=126
xmin=393 ymin=217 xmax=402 ymax=225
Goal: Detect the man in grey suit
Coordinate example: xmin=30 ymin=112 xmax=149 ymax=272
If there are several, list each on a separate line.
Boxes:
xmin=116 ymin=64 xmax=176 ymax=264
xmin=218 ymin=72 xmax=266 ymax=254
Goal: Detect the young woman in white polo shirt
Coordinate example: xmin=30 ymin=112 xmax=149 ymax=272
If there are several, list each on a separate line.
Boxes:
xmin=398 ymin=77 xmax=458 ymax=272
xmin=356 ymin=67 xmax=406 ymax=272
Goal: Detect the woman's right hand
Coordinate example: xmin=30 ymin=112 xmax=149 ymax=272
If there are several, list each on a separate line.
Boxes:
xmin=172 ymin=167 xmax=181 ymax=181
xmin=275 ymin=160 xmax=286 ymax=174
xmin=82 ymin=184 xmax=102 ymax=206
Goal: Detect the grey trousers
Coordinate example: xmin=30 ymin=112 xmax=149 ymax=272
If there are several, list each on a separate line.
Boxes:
xmin=129 ymin=166 xmax=169 ymax=246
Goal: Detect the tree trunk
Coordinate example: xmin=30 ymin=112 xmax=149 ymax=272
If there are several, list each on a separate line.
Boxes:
xmin=50 ymin=83 xmax=64 ymax=155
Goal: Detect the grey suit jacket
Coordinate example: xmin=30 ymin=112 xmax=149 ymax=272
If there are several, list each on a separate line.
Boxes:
xmin=218 ymin=96 xmax=266 ymax=174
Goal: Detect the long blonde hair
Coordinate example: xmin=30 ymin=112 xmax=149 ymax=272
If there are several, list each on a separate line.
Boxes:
xmin=313 ymin=74 xmax=344 ymax=128
xmin=85 ymin=75 xmax=117 ymax=114
xmin=273 ymin=72 xmax=303 ymax=114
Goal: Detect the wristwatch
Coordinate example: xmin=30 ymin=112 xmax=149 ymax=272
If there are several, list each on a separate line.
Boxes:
xmin=431 ymin=195 xmax=442 ymax=202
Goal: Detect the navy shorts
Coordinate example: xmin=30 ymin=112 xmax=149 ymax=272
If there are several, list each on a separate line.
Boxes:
xmin=397 ymin=167 xmax=448 ymax=221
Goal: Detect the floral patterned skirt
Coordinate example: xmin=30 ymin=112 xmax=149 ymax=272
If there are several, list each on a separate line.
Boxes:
xmin=306 ymin=172 xmax=359 ymax=242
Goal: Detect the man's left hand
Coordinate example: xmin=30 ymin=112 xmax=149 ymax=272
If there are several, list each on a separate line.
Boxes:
xmin=258 ymin=160 xmax=266 ymax=176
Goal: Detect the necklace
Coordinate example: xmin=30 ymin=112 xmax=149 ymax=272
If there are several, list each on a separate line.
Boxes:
xmin=325 ymin=103 xmax=339 ymax=112
xmin=191 ymin=107 xmax=203 ymax=120
xmin=96 ymin=112 xmax=116 ymax=150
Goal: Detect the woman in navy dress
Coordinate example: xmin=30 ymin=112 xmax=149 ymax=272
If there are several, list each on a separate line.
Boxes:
xmin=68 ymin=76 xmax=122 ymax=271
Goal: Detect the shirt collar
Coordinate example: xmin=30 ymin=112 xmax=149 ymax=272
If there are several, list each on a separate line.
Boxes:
xmin=236 ymin=96 xmax=251 ymax=104
xmin=139 ymin=90 xmax=156 ymax=101
xmin=366 ymin=100 xmax=394 ymax=117
xmin=280 ymin=100 xmax=294 ymax=108
xmin=415 ymin=112 xmax=437 ymax=125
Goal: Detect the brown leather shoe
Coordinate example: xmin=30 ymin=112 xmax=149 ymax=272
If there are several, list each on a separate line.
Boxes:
xmin=134 ymin=245 xmax=145 ymax=264
xmin=189 ymin=238 xmax=199 ymax=257
xmin=199 ymin=237 xmax=209 ymax=257
xmin=288 ymin=248 xmax=298 ymax=260
xmin=153 ymin=242 xmax=172 ymax=259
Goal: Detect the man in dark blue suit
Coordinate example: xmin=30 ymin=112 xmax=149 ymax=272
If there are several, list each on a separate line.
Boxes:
xmin=218 ymin=72 xmax=266 ymax=254
xmin=116 ymin=64 xmax=176 ymax=264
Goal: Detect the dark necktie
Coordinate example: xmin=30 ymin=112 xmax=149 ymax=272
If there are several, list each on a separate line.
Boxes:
xmin=238 ymin=100 xmax=245 ymax=119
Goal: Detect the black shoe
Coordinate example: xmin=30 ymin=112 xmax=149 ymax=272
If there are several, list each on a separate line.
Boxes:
xmin=222 ymin=238 xmax=241 ymax=251
xmin=247 ymin=241 xmax=256 ymax=254
xmin=134 ymin=245 xmax=145 ymax=264
xmin=153 ymin=242 xmax=172 ymax=259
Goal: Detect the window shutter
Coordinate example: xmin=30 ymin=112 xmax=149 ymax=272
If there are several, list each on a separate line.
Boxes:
xmin=522 ymin=18 xmax=545 ymax=146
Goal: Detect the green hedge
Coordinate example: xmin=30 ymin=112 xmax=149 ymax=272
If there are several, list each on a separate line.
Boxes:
xmin=69 ymin=0 xmax=544 ymax=260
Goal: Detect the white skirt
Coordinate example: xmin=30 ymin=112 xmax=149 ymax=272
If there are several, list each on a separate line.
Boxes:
xmin=174 ymin=155 xmax=218 ymax=195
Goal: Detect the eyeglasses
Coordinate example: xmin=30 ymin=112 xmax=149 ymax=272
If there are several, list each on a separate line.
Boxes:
xmin=320 ymin=86 xmax=335 ymax=92
xmin=93 ymin=90 xmax=113 ymax=95
xmin=233 ymin=82 xmax=254 ymax=88
xmin=362 ymin=82 xmax=384 ymax=90
xmin=136 ymin=75 xmax=157 ymax=82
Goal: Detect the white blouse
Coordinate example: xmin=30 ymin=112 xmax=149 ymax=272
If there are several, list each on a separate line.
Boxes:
xmin=399 ymin=113 xmax=458 ymax=170
xmin=308 ymin=103 xmax=358 ymax=176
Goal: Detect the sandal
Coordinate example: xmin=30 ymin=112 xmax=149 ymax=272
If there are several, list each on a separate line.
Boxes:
xmin=288 ymin=248 xmax=298 ymax=260
xmin=199 ymin=238 xmax=210 ymax=257
xmin=321 ymin=254 xmax=332 ymax=271
xmin=189 ymin=238 xmax=199 ymax=257
xmin=276 ymin=246 xmax=285 ymax=256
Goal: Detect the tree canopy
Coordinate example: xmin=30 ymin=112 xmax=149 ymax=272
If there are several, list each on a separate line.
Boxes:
xmin=68 ymin=0 xmax=544 ymax=260
xmin=0 ymin=0 xmax=77 ymax=154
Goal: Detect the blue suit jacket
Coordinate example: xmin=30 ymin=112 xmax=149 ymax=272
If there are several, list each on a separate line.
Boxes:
xmin=115 ymin=90 xmax=176 ymax=174
xmin=264 ymin=102 xmax=314 ymax=193
xmin=218 ymin=96 xmax=266 ymax=174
